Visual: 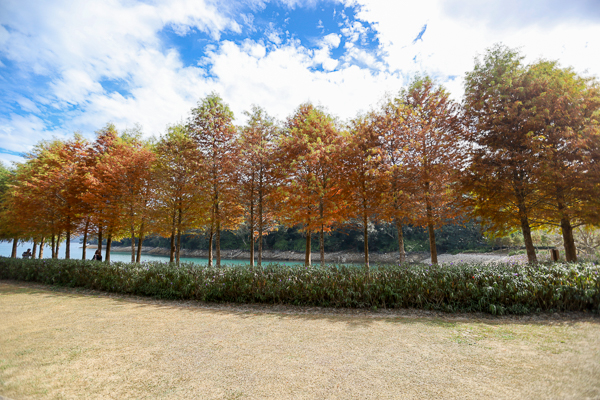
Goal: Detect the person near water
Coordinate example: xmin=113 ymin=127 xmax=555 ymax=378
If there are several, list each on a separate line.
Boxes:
xmin=92 ymin=249 xmax=102 ymax=261
xmin=22 ymin=248 xmax=32 ymax=259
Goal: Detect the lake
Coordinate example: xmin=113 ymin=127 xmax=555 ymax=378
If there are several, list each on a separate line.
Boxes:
xmin=0 ymin=240 xmax=307 ymax=266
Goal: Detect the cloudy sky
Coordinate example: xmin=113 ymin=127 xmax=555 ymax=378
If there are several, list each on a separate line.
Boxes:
xmin=1 ymin=0 xmax=599 ymax=165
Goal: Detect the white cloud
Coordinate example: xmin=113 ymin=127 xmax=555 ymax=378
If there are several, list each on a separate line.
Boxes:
xmin=15 ymin=96 xmax=40 ymax=113
xmin=352 ymin=0 xmax=600 ymax=98
xmin=321 ymin=33 xmax=341 ymax=48
xmin=1 ymin=0 xmax=599 ymax=165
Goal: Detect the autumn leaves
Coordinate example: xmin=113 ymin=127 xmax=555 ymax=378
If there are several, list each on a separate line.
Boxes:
xmin=462 ymin=44 xmax=600 ymax=263
xmin=1 ymin=44 xmax=598 ymax=266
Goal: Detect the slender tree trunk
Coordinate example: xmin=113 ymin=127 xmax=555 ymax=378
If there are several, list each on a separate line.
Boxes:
xmin=11 ymin=238 xmax=17 ymax=258
xmin=170 ymin=208 xmax=176 ymax=263
xmin=51 ymin=235 xmax=56 ymax=259
xmin=38 ymin=237 xmax=45 ymax=259
xmin=105 ymin=234 xmax=112 ymax=263
xmin=208 ymin=227 xmax=214 ymax=267
xmin=216 ymin=223 xmax=221 ymax=267
xmin=426 ymin=201 xmax=437 ymax=264
xmin=395 ymin=218 xmax=406 ymax=264
xmin=305 ymin=230 xmax=311 ymax=267
xmin=363 ymin=212 xmax=369 ymax=268
xmin=169 ymin=232 xmax=175 ymax=263
xmin=250 ymin=195 xmax=255 ymax=268
xmin=216 ymin=203 xmax=221 ymax=267
xmin=520 ymin=214 xmax=537 ymax=264
xmin=98 ymin=225 xmax=103 ymax=253
xmin=319 ymin=200 xmax=325 ymax=266
xmin=513 ymin=174 xmax=537 ymax=263
xmin=65 ymin=229 xmax=71 ymax=260
xmin=176 ymin=228 xmax=182 ymax=266
xmin=320 ymin=224 xmax=325 ymax=266
xmin=82 ymin=218 xmax=89 ymax=260
xmin=556 ymin=190 xmax=577 ymax=262
xmin=514 ymin=189 xmax=537 ymax=263
xmin=130 ymin=223 xmax=136 ymax=263
xmin=136 ymin=221 xmax=145 ymax=263
xmin=392 ymin=179 xmax=406 ymax=264
xmin=560 ymin=216 xmax=577 ymax=262
xmin=176 ymin=206 xmax=182 ymax=266
xmin=55 ymin=233 xmax=62 ymax=259
xmin=32 ymin=240 xmax=38 ymax=260
xmin=258 ymin=189 xmax=263 ymax=267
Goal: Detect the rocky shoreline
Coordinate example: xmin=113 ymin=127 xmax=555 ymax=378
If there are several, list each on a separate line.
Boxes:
xmin=106 ymin=246 xmax=513 ymax=264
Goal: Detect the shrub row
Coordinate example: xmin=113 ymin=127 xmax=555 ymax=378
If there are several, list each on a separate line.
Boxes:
xmin=1 ymin=257 xmax=599 ymax=315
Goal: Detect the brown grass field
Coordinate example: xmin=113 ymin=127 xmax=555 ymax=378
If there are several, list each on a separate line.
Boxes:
xmin=1 ymin=280 xmax=599 ymax=399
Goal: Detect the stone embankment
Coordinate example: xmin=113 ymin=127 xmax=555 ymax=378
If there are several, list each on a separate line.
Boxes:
xmin=106 ymin=246 xmax=512 ymax=264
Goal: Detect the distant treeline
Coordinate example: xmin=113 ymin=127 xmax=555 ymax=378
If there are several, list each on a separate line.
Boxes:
xmin=108 ymin=221 xmax=488 ymax=254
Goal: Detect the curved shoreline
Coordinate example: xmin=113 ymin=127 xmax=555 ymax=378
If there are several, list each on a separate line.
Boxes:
xmin=105 ymin=246 xmax=513 ymax=264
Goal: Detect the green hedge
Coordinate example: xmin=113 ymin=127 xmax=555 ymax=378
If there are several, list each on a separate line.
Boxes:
xmin=1 ymin=257 xmax=599 ymax=315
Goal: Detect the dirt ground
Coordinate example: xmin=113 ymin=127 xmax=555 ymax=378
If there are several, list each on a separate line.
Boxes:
xmin=1 ymin=281 xmax=599 ymax=400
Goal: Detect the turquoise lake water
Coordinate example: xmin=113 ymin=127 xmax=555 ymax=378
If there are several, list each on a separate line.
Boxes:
xmin=0 ymin=241 xmax=308 ymax=266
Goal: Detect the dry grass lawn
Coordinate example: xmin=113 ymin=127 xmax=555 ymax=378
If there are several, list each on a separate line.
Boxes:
xmin=1 ymin=280 xmax=599 ymax=400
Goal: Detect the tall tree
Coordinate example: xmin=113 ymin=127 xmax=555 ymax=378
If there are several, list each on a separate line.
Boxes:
xmin=188 ymin=93 xmax=241 ymax=267
xmin=153 ymin=124 xmax=208 ymax=265
xmin=397 ymin=76 xmax=465 ymax=264
xmin=524 ymin=61 xmax=600 ymax=261
xmin=277 ymin=103 xmax=346 ymax=266
xmin=462 ymin=45 xmax=544 ymax=263
xmin=238 ymin=106 xmax=280 ymax=267
xmin=84 ymin=124 xmax=137 ymax=262
xmin=375 ymin=97 xmax=415 ymax=263
xmin=342 ymin=113 xmax=387 ymax=267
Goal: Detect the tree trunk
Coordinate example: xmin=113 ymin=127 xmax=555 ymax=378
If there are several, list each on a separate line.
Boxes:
xmin=105 ymin=234 xmax=112 ymax=263
xmin=363 ymin=213 xmax=369 ymax=268
xmin=98 ymin=225 xmax=103 ymax=253
xmin=51 ymin=235 xmax=56 ymax=259
xmin=560 ymin=215 xmax=577 ymax=262
xmin=38 ymin=237 xmax=45 ymax=259
xmin=208 ymin=227 xmax=214 ymax=267
xmin=319 ymin=200 xmax=325 ymax=266
xmin=513 ymin=174 xmax=537 ymax=263
xmin=216 ymin=223 xmax=221 ymax=267
xmin=65 ymin=229 xmax=71 ymax=260
xmin=305 ymin=230 xmax=311 ymax=267
xmin=176 ymin=227 xmax=181 ymax=267
xmin=395 ymin=218 xmax=406 ymax=264
xmin=216 ymin=202 xmax=221 ymax=267
xmin=320 ymin=224 xmax=325 ymax=266
xmin=427 ymin=220 xmax=437 ymax=264
xmin=130 ymin=223 xmax=136 ymax=263
xmin=32 ymin=240 xmax=38 ymax=260
xmin=170 ymin=209 xmax=176 ymax=263
xmin=520 ymin=214 xmax=537 ymax=263
xmin=11 ymin=238 xmax=17 ymax=258
xmin=425 ymin=183 xmax=437 ymax=264
xmin=169 ymin=232 xmax=175 ymax=263
xmin=250 ymin=195 xmax=255 ymax=268
xmin=136 ymin=221 xmax=145 ymax=263
xmin=258 ymin=203 xmax=263 ymax=267
xmin=258 ymin=190 xmax=263 ymax=267
xmin=176 ymin=206 xmax=182 ymax=266
xmin=55 ymin=233 xmax=62 ymax=259
xmin=82 ymin=218 xmax=89 ymax=260
xmin=556 ymin=190 xmax=577 ymax=262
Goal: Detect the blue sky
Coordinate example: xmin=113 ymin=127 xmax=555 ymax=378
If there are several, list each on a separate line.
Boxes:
xmin=1 ymin=0 xmax=599 ymax=165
